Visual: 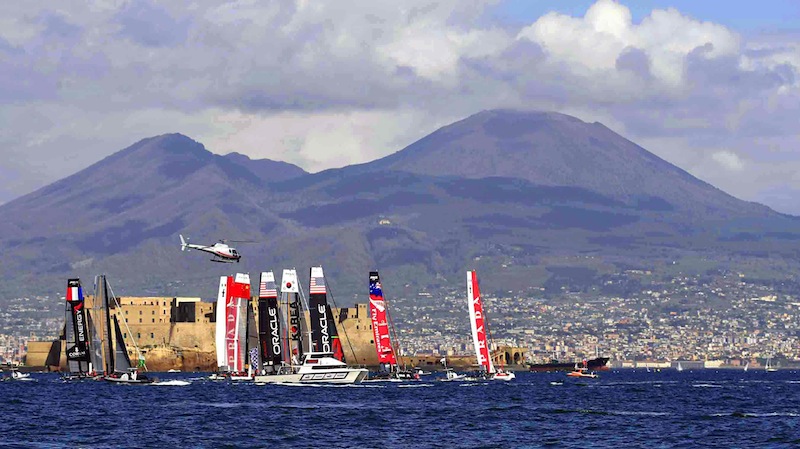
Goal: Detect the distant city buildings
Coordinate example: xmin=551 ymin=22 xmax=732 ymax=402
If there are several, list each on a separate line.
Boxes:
xmin=3 ymin=270 xmax=800 ymax=367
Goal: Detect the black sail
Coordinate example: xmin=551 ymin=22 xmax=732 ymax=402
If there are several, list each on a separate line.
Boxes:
xmin=65 ymin=279 xmax=90 ymax=373
xmin=308 ymin=267 xmax=345 ymax=362
xmin=258 ymin=272 xmax=282 ymax=369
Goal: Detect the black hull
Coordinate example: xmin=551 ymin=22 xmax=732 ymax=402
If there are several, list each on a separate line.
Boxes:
xmin=529 ymin=357 xmax=610 ymax=372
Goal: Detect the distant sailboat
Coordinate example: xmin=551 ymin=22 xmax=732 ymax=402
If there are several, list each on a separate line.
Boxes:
xmin=466 ymin=270 xmax=514 ymax=381
xmin=62 ymin=279 xmax=91 ymax=380
xmin=766 ymin=357 xmax=778 ymax=372
xmin=98 ymin=275 xmax=153 ymax=384
xmin=676 ymin=362 xmax=684 ymax=372
xmin=743 ymin=361 xmax=749 ymax=372
xmin=211 ymin=273 xmax=253 ymax=381
xmin=257 ymin=271 xmax=282 ymax=375
xmin=253 ymin=268 xmax=368 ymax=384
xmin=368 ymin=271 xmax=417 ymax=380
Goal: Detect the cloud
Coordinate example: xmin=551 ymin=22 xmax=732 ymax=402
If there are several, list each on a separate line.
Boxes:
xmin=0 ymin=0 xmax=798 ymax=213
xmin=712 ymin=151 xmax=745 ymax=172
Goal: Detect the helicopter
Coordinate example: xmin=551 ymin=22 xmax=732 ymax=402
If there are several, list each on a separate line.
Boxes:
xmin=179 ymin=234 xmax=243 ymax=263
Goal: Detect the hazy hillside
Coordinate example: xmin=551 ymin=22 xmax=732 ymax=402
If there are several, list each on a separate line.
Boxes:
xmin=1 ymin=111 xmax=799 ymax=305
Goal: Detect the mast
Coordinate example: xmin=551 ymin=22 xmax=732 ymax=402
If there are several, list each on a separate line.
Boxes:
xmin=467 ymin=270 xmax=494 ymax=374
xmin=258 ymin=272 xmax=282 ymax=370
xmin=368 ymin=271 xmax=397 ymax=368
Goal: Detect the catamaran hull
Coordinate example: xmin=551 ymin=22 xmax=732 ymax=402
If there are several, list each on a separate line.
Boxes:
xmin=254 ymin=369 xmax=368 ymax=384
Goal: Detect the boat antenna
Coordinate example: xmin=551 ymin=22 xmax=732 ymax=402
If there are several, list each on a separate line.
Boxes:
xmin=106 ymin=279 xmax=148 ymax=371
xmin=323 ymin=275 xmax=359 ymax=364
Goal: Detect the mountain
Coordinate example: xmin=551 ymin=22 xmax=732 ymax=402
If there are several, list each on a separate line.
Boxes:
xmin=2 ymin=111 xmax=799 ymax=304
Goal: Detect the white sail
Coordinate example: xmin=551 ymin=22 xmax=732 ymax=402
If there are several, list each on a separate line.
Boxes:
xmin=215 ymin=276 xmax=228 ymax=370
xmin=466 ymin=270 xmax=495 ymax=374
xmin=281 ymin=269 xmax=299 ymax=293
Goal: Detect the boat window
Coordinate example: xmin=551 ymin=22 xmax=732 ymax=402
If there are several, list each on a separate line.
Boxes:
xmin=312 ymin=365 xmax=343 ymax=370
xmin=307 ymin=353 xmax=334 ymax=359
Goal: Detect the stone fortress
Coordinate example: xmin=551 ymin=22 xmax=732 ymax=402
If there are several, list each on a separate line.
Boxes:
xmin=26 ymin=295 xmax=527 ymax=372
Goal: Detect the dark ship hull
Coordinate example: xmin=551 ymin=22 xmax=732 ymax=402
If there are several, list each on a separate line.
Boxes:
xmin=529 ymin=357 xmax=610 ymax=372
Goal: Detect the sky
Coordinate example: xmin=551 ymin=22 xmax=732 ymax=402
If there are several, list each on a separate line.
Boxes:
xmin=1 ymin=0 xmax=798 ymax=213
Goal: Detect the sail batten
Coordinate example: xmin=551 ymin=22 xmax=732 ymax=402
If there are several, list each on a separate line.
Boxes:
xmin=467 ymin=270 xmax=494 ymax=374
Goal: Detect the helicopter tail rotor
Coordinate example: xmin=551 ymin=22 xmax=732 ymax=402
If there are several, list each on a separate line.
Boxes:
xmin=179 ymin=234 xmax=188 ymax=251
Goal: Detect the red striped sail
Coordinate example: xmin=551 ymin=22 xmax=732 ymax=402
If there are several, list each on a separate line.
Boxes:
xmin=225 ymin=273 xmax=251 ymax=372
xmin=369 ymin=271 xmax=397 ymax=365
xmin=467 ymin=270 xmax=494 ymax=374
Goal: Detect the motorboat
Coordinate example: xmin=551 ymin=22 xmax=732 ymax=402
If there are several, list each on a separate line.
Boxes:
xmin=253 ymin=352 xmax=368 ymax=384
xmin=567 ymin=366 xmax=598 ymax=379
xmin=440 ymin=368 xmax=467 ymax=382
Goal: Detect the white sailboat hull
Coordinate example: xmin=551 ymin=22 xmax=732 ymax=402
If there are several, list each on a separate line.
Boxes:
xmin=491 ymin=371 xmax=516 ymax=381
xmin=254 ymin=368 xmax=368 ymax=384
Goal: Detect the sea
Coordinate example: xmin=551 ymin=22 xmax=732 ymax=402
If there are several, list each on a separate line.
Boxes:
xmin=2 ymin=369 xmax=799 ymax=448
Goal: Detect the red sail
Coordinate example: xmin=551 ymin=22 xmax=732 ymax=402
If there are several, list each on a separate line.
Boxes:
xmin=467 ymin=270 xmax=494 ymax=374
xmin=369 ymin=272 xmax=397 ymax=365
xmin=225 ymin=273 xmax=251 ymax=372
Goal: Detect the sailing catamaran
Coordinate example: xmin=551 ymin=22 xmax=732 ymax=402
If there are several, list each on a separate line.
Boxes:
xmin=211 ymin=273 xmax=255 ymax=381
xmin=367 ymin=271 xmax=417 ymax=380
xmin=253 ymin=268 xmax=367 ymax=384
xmin=466 ymin=270 xmax=515 ymax=381
xmin=62 ymin=279 xmax=91 ymax=379
xmin=96 ymin=275 xmax=153 ymax=384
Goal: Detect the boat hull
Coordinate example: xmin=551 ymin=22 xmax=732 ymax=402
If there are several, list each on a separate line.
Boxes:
xmin=254 ymin=368 xmax=368 ymax=384
xmin=529 ymin=357 xmax=610 ymax=372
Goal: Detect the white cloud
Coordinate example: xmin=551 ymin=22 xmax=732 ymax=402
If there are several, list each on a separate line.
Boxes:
xmin=0 ymin=0 xmax=799 ymax=213
xmin=712 ymin=150 xmax=745 ymax=172
xmin=517 ymin=0 xmax=740 ymax=87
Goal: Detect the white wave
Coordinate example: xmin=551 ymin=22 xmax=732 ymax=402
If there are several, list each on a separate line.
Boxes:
xmin=397 ymin=383 xmax=433 ymax=388
xmin=152 ymin=380 xmax=190 ymax=386
xmin=692 ymin=383 xmax=723 ymax=388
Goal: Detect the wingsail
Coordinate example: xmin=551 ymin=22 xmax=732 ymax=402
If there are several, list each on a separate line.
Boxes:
xmin=258 ymin=271 xmax=283 ymax=370
xmin=368 ymin=271 xmax=397 ymax=366
xmin=308 ymin=267 xmax=345 ymax=362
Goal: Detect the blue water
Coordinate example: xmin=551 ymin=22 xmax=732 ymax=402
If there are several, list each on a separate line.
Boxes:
xmin=2 ymin=370 xmax=800 ymax=448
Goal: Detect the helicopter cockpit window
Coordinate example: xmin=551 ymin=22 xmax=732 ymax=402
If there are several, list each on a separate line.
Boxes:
xmin=231 ymin=250 xmax=238 ymax=256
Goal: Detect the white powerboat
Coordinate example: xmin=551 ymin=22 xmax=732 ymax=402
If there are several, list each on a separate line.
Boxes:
xmin=254 ymin=352 xmax=368 ymax=384
xmin=440 ymin=368 xmax=467 ymax=382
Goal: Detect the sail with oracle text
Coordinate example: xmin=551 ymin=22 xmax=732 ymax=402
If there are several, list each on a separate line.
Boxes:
xmin=467 ymin=270 xmax=495 ymax=375
xmin=308 ymin=267 xmax=345 ymax=362
xmin=368 ymin=271 xmax=397 ymax=366
xmin=258 ymin=271 xmax=282 ymax=371
xmin=65 ymin=279 xmax=90 ymax=375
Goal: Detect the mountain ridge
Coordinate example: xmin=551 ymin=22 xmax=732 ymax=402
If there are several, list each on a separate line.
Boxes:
xmin=1 ymin=109 xmax=798 ymax=303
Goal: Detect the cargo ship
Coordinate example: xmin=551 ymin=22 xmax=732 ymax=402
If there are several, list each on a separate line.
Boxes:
xmin=529 ymin=357 xmax=610 ymax=372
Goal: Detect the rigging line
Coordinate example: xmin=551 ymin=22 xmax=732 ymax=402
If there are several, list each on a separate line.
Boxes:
xmin=482 ymin=295 xmax=504 ymax=372
xmin=324 ymin=272 xmax=359 ymax=365
xmin=296 ymin=272 xmax=313 ymax=352
xmin=106 ymin=279 xmax=147 ymax=371
xmin=383 ymin=280 xmax=407 ymax=371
